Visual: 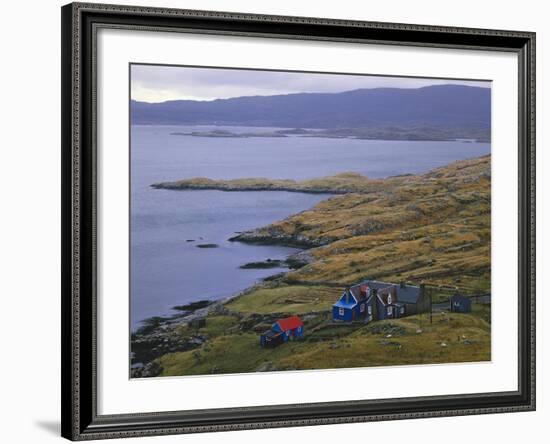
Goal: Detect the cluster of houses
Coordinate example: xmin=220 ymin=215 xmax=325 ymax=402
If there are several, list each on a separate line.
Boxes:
xmin=260 ymin=279 xmax=473 ymax=347
xmin=332 ymin=280 xmax=431 ymax=323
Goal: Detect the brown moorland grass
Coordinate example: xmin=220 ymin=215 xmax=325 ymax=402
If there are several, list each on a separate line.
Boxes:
xmin=148 ymin=155 xmax=491 ymax=376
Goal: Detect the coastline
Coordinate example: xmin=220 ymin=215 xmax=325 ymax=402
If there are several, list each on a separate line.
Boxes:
xmin=131 ymin=154 xmax=492 ymax=377
xmin=130 ymin=262 xmax=303 ymax=377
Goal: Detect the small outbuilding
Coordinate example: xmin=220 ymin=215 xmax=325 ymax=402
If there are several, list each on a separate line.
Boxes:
xmin=450 ymin=295 xmax=472 ymax=313
xmin=259 ymin=329 xmax=285 ymax=348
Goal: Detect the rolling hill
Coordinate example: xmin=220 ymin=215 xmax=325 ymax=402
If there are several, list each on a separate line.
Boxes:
xmin=131 ymin=84 xmax=491 ymax=130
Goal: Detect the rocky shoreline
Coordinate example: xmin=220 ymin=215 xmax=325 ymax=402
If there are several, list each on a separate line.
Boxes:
xmin=131 ymin=300 xmax=229 ymax=377
xmin=130 ymin=247 xmax=314 ymax=377
xmin=229 ymin=227 xmax=330 ymax=248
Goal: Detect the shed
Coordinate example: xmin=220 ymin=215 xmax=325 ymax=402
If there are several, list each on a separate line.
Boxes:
xmin=260 ymin=329 xmax=285 ymax=348
xmin=450 ymin=295 xmax=472 ymax=313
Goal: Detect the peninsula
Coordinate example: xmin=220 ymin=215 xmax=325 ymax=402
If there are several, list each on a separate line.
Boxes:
xmin=132 ymin=155 xmax=491 ymax=377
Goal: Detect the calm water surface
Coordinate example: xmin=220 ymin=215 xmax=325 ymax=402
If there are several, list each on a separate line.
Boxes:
xmin=131 ymin=125 xmax=490 ymax=329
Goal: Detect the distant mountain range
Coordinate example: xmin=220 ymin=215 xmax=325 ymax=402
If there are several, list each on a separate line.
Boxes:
xmin=131 ymin=85 xmax=491 ymax=133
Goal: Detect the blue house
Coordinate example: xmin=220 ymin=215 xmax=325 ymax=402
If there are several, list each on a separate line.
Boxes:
xmin=260 ymin=315 xmax=304 ymax=347
xmin=450 ymin=295 xmax=471 ymax=313
xmin=332 ymin=285 xmax=374 ymax=322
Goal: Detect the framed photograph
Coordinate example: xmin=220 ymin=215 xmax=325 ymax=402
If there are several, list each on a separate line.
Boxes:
xmin=61 ymin=2 xmax=535 ymax=440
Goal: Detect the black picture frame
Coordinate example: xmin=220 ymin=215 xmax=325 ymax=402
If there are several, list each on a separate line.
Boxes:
xmin=61 ymin=2 xmax=536 ymax=440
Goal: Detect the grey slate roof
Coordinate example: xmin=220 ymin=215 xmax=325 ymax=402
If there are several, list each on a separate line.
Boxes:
xmin=359 ymin=279 xmax=422 ymax=304
xmin=262 ymin=329 xmax=282 ymax=338
xmin=396 ymin=285 xmax=422 ymax=304
xmin=450 ymin=294 xmax=470 ymax=302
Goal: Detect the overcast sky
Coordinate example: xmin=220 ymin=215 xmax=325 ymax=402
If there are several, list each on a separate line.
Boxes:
xmin=131 ymin=64 xmax=491 ymax=103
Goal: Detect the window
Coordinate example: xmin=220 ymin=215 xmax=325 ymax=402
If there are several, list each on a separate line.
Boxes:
xmin=388 ymin=306 xmax=393 ymax=316
xmin=368 ymin=305 xmax=372 ymax=315
xmin=360 ymin=304 xmax=365 ymax=312
xmin=339 ymin=308 xmax=344 ymax=316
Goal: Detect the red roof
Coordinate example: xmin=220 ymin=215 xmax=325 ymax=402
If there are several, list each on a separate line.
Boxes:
xmin=276 ymin=315 xmax=303 ymax=331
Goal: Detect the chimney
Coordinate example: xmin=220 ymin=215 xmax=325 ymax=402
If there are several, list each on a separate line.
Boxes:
xmin=400 ymin=281 xmax=406 ymax=289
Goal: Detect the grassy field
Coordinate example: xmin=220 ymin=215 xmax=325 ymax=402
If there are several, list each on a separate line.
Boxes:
xmin=140 ymin=155 xmax=491 ymax=377
xmin=225 ymin=284 xmax=338 ymax=314
xmin=157 ymin=309 xmax=491 ymax=376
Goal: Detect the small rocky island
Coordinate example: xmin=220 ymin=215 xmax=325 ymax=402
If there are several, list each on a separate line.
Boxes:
xmin=169 ymin=126 xmax=490 ymax=142
xmin=170 ymin=129 xmax=289 ymax=138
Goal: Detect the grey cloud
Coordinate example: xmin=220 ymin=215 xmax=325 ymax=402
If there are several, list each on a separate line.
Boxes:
xmin=131 ymin=64 xmax=491 ymax=103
